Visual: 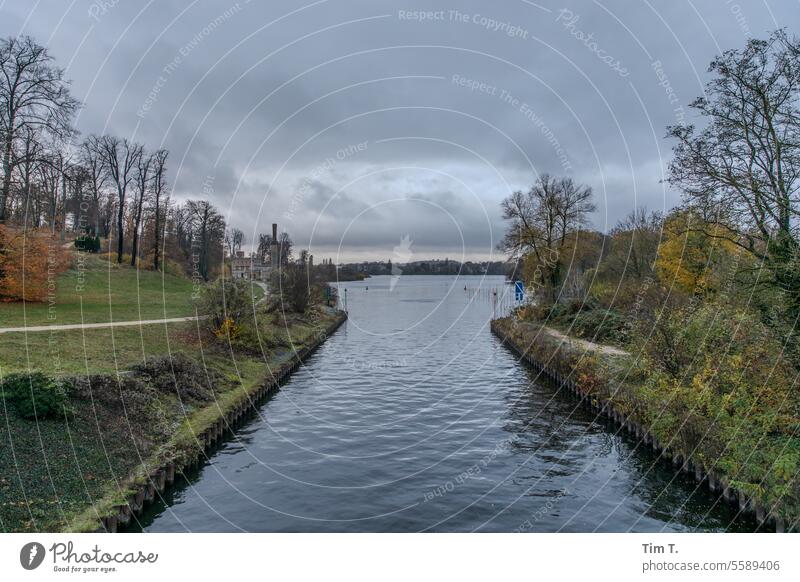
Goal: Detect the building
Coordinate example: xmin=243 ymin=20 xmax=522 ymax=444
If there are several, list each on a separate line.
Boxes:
xmin=231 ymin=251 xmax=269 ymax=281
xmin=229 ymin=223 xmax=283 ymax=281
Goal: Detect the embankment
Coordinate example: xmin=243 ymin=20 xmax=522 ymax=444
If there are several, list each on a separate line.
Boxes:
xmin=73 ymin=310 xmax=347 ymax=533
xmin=491 ymin=316 xmax=795 ymax=532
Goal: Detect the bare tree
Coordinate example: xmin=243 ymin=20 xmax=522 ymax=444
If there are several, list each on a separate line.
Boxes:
xmin=187 ymin=199 xmax=225 ymax=281
xmin=500 ymin=173 xmax=595 ymax=301
xmin=0 ymin=36 xmax=79 ymax=222
xmin=96 ymin=135 xmax=142 ymax=263
xmin=81 ymin=135 xmax=108 ymax=235
xmin=13 ymin=127 xmax=43 ymax=226
xmin=225 ymin=227 xmax=244 ymax=258
xmin=150 ymin=148 xmax=169 ymax=271
xmin=667 ymin=30 xmax=800 ymax=307
xmin=130 ymin=150 xmax=153 ymax=266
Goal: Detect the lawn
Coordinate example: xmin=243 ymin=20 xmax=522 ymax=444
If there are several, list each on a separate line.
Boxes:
xmin=0 ymin=309 xmax=343 ymax=532
xmin=0 ymin=321 xmax=198 ymax=375
xmin=0 ymin=254 xmax=198 ymax=327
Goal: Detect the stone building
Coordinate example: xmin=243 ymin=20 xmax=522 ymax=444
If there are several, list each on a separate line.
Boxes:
xmin=229 ymin=223 xmax=282 ymax=281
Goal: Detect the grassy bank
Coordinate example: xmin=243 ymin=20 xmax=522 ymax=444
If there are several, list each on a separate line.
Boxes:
xmin=0 ymin=251 xmax=343 ymax=532
xmin=492 ymin=316 xmax=800 ymax=530
xmin=0 ymin=308 xmax=344 ymax=533
xmin=0 ymin=254 xmax=197 ymax=327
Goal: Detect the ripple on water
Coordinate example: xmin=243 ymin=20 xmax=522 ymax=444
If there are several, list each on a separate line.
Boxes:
xmin=138 ymin=276 xmax=758 ymax=532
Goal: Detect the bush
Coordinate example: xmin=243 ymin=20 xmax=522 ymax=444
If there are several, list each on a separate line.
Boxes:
xmin=1 ymin=372 xmax=69 ymax=419
xmin=273 ymin=262 xmax=310 ymax=313
xmin=570 ymin=308 xmax=628 ymax=343
xmin=0 ymin=226 xmax=68 ymax=302
xmin=131 ymin=353 xmax=230 ymax=402
xmin=74 ymin=235 xmax=100 ymax=253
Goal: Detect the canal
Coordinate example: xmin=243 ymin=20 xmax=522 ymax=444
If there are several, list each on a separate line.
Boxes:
xmin=135 ymin=275 xmax=755 ymax=532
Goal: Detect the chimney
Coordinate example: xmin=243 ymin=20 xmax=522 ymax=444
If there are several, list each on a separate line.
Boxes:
xmin=270 ymin=223 xmax=280 ymax=267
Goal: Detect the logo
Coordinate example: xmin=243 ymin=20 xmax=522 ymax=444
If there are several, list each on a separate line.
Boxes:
xmin=390 ymin=234 xmax=413 ymax=291
xmin=20 ymin=542 xmax=46 ymax=570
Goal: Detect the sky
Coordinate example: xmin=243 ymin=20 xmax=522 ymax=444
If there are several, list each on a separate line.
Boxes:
xmin=1 ymin=0 xmax=797 ymax=262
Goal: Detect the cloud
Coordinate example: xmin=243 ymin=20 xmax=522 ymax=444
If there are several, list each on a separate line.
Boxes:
xmin=1 ymin=0 xmax=792 ymax=260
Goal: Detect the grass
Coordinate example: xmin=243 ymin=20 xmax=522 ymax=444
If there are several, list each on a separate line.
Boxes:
xmin=0 ymin=321 xmax=198 ymax=375
xmin=0 ymin=311 xmax=342 ymax=533
xmin=0 ymin=253 xmax=198 ymax=327
xmin=0 ymin=250 xmax=344 ymax=532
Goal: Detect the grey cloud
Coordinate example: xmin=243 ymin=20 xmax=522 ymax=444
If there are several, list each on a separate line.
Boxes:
xmin=0 ymin=0 xmax=794 ymax=260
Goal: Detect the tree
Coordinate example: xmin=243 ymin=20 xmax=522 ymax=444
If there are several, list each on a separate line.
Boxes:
xmin=500 ymin=174 xmax=595 ymax=301
xmin=0 ymin=225 xmax=67 ymax=301
xmin=96 ymin=135 xmax=142 ymax=263
xmin=275 ymin=250 xmax=310 ymax=313
xmin=187 ymin=199 xmax=225 ymax=281
xmin=13 ymin=127 xmax=43 ymax=227
xmin=130 ymin=150 xmax=152 ymax=266
xmin=80 ymin=135 xmax=108 ymax=235
xmin=598 ymin=208 xmax=663 ymax=282
xmin=667 ymin=30 xmax=800 ymax=311
xmin=0 ymin=36 xmax=79 ymax=222
xmin=150 ymin=148 xmax=168 ymax=271
xmin=655 ymin=209 xmax=739 ymax=296
xmin=225 ymin=227 xmax=244 ymax=258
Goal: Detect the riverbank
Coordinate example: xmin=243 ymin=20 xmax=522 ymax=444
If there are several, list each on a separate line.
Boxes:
xmin=491 ymin=316 xmax=798 ymax=532
xmin=0 ymin=308 xmax=347 ymax=533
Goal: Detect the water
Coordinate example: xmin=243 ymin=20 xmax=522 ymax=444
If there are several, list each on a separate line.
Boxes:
xmin=135 ymin=275 xmax=756 ymax=532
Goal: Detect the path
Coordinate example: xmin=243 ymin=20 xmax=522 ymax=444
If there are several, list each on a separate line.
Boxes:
xmin=0 ymin=316 xmax=202 ymax=334
xmin=518 ymin=321 xmax=629 ymax=356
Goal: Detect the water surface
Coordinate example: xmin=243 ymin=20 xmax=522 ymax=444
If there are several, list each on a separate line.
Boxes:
xmin=135 ymin=275 xmax=755 ymax=532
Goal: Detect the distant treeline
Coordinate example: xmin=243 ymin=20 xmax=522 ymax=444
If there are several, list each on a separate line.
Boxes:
xmin=337 ymin=259 xmax=515 ymax=277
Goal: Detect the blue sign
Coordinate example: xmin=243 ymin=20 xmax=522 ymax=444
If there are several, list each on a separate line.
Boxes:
xmin=514 ymin=280 xmax=524 ymax=301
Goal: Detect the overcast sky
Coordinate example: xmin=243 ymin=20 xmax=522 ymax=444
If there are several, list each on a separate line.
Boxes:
xmin=1 ymin=0 xmax=796 ymax=262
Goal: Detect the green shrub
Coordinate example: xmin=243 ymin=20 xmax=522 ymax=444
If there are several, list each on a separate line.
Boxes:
xmin=1 ymin=372 xmax=69 ymax=419
xmin=570 ymin=308 xmax=628 ymax=343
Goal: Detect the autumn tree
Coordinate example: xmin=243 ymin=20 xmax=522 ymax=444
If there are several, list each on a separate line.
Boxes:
xmin=500 ymin=174 xmax=595 ymax=301
xmin=667 ymin=30 xmax=800 ymax=311
xmin=0 ymin=225 xmax=67 ymax=301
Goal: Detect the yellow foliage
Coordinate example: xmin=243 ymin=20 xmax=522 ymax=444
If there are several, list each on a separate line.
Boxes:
xmin=655 ymin=210 xmax=738 ymax=295
xmin=214 ymin=317 xmax=241 ymax=340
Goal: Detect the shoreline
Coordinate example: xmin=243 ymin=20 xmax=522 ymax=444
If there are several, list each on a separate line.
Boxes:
xmin=490 ymin=317 xmax=789 ymax=533
xmin=74 ymin=310 xmax=348 ymax=533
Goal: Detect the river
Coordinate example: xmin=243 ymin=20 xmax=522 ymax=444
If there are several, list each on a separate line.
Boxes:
xmin=135 ymin=275 xmax=755 ymax=532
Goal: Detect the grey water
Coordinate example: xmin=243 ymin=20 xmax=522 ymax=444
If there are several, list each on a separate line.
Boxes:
xmin=134 ymin=275 xmax=756 ymax=532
